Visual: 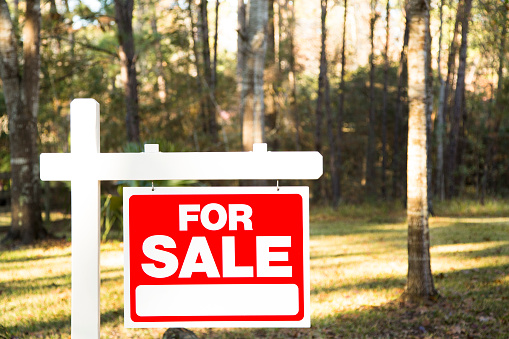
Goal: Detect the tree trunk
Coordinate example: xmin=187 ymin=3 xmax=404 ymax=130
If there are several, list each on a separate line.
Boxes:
xmin=425 ymin=19 xmax=434 ymax=216
xmin=365 ymin=0 xmax=378 ymax=197
xmin=404 ymin=0 xmax=437 ymax=302
xmin=237 ymin=0 xmax=247 ymax=145
xmin=114 ymin=0 xmax=140 ymax=143
xmin=288 ymin=0 xmax=300 ymax=151
xmin=392 ymin=8 xmax=409 ymax=200
xmin=237 ymin=0 xmax=247 ymax=87
xmin=435 ymin=0 xmax=445 ymax=201
xmin=265 ymin=0 xmax=279 ymax=149
xmin=0 ymin=0 xmax=47 ymax=244
xmin=212 ymin=0 xmax=220 ymax=91
xmin=150 ymin=2 xmax=168 ymax=105
xmin=199 ymin=0 xmax=218 ymax=143
xmin=442 ymin=1 xmax=462 ymax=197
xmin=446 ymin=0 xmax=472 ymax=198
xmin=496 ymin=0 xmax=507 ymax=107
xmin=381 ymin=0 xmax=390 ymax=198
xmin=335 ymin=0 xmax=348 ymax=205
xmin=188 ymin=0 xmax=207 ymax=135
xmin=240 ymin=0 xmax=268 ymax=151
xmin=314 ymin=0 xmax=329 ymax=202
xmin=317 ymin=0 xmax=338 ymax=206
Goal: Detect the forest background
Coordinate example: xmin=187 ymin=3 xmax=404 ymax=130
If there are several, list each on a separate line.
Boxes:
xmin=0 ymin=0 xmax=508 ymax=236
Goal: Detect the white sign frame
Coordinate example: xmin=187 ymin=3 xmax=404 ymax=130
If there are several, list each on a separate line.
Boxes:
xmin=39 ymin=99 xmax=322 ymax=338
xmin=123 ymin=186 xmax=310 ymax=328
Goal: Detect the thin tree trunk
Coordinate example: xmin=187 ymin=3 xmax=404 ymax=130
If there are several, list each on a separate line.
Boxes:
xmin=435 ymin=0 xmax=445 ymax=201
xmin=199 ymin=0 xmax=218 ymax=142
xmin=404 ymin=0 xmax=436 ymax=301
xmin=496 ymin=0 xmax=507 ymax=107
xmin=241 ymin=0 xmax=268 ymax=151
xmin=381 ymin=0 xmax=390 ymax=198
xmin=366 ymin=0 xmax=378 ymax=197
xmin=188 ymin=0 xmax=207 ymax=134
xmin=212 ymin=0 xmax=219 ymax=90
xmin=288 ymin=0 xmax=300 ymax=151
xmin=317 ymin=0 xmax=338 ymax=206
xmin=335 ymin=0 xmax=348 ymax=205
xmin=314 ymin=0 xmax=329 ymax=202
xmin=150 ymin=1 xmax=167 ymax=104
xmin=265 ymin=0 xmax=278 ymax=149
xmin=0 ymin=0 xmax=46 ymax=244
xmin=114 ymin=0 xmax=140 ymax=143
xmin=392 ymin=8 xmax=410 ymax=200
xmin=237 ymin=0 xmax=247 ymax=145
xmin=447 ymin=0 xmax=472 ymax=198
xmin=442 ymin=1 xmax=462 ymax=197
xmin=425 ymin=19 xmax=434 ymax=215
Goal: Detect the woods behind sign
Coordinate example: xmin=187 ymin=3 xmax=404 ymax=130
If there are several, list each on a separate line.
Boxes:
xmin=123 ymin=186 xmax=310 ymax=328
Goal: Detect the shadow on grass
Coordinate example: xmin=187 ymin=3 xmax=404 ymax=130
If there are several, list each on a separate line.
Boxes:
xmin=4 ymin=307 xmax=126 ymax=338
xmin=5 ymin=314 xmax=71 ymax=339
xmin=202 ymin=263 xmax=509 ymax=339
xmin=1 ymin=272 xmax=72 ymax=295
xmin=2 ymin=267 xmax=122 ymax=296
xmin=0 ymin=251 xmax=71 ymax=264
xmin=311 ymin=276 xmax=406 ymax=295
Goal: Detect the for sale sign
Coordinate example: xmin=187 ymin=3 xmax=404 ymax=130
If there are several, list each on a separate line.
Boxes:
xmin=123 ymin=186 xmax=310 ymax=328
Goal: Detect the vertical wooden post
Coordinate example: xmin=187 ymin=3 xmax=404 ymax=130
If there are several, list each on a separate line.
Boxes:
xmin=70 ymin=99 xmax=101 ymax=338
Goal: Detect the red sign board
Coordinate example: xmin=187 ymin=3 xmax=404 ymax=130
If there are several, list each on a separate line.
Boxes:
xmin=123 ymin=186 xmax=310 ymax=328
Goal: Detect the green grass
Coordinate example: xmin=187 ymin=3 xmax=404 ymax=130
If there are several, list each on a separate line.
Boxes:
xmin=0 ymin=199 xmax=508 ymax=338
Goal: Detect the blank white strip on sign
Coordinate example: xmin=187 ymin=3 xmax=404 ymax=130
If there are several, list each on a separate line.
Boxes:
xmin=135 ymin=284 xmax=299 ymax=317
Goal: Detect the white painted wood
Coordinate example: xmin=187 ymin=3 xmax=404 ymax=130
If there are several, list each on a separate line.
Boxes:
xmin=144 ymin=144 xmax=159 ymax=153
xmin=40 ymin=151 xmax=322 ymax=181
xmin=69 ymin=99 xmax=101 ymax=339
xmin=252 ymin=143 xmax=267 ymax=152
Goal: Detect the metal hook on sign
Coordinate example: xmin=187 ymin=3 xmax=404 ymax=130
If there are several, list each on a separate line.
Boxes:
xmin=152 ymin=181 xmax=155 ymax=191
xmin=276 ymin=180 xmax=280 ymax=192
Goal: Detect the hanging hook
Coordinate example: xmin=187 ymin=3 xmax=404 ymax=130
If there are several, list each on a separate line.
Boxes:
xmin=277 ymin=180 xmax=280 ymax=192
xmin=152 ymin=181 xmax=155 ymax=191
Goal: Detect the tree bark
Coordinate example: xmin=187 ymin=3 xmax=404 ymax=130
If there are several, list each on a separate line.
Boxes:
xmin=446 ymin=0 xmax=472 ymax=198
xmin=150 ymin=1 xmax=168 ymax=104
xmin=0 ymin=0 xmax=47 ymax=244
xmin=404 ymin=0 xmax=437 ymax=302
xmin=240 ymin=0 xmax=268 ymax=151
xmin=425 ymin=17 xmax=434 ymax=216
xmin=114 ymin=0 xmax=140 ymax=143
xmin=288 ymin=0 xmax=300 ymax=151
xmin=237 ymin=0 xmax=247 ymax=87
xmin=435 ymin=0 xmax=445 ymax=201
xmin=381 ymin=0 xmax=390 ymax=198
xmin=365 ymin=0 xmax=378 ymax=197
xmin=496 ymin=0 xmax=507 ymax=107
xmin=264 ymin=0 xmax=279 ymax=149
xmin=441 ymin=1 xmax=462 ymax=197
xmin=237 ymin=0 xmax=247 ymax=145
xmin=199 ymin=0 xmax=218 ymax=142
xmin=212 ymin=0 xmax=220 ymax=91
xmin=335 ymin=0 xmax=348 ymax=205
xmin=316 ymin=0 xmax=338 ymax=206
xmin=392 ymin=7 xmax=409 ymax=200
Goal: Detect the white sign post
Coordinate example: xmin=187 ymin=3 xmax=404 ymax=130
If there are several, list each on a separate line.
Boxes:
xmin=40 ymin=99 xmax=322 ymax=338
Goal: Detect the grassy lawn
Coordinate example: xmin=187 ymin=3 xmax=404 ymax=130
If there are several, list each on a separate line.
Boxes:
xmin=0 ymin=199 xmax=508 ymax=338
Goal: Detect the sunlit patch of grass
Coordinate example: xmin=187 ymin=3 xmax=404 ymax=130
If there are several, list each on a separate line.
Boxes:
xmin=1 ymin=202 xmax=508 ymax=338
